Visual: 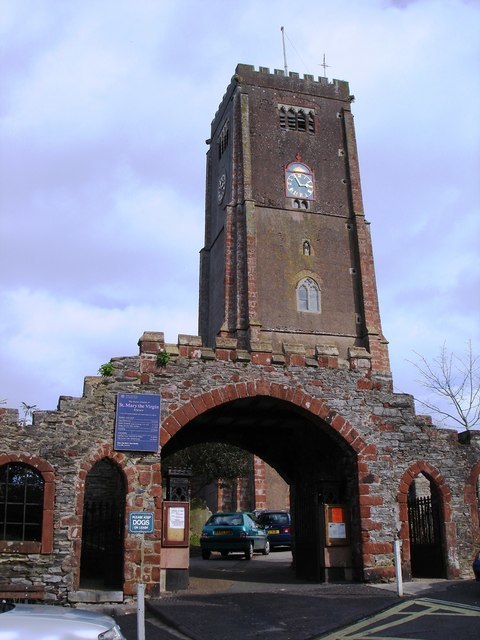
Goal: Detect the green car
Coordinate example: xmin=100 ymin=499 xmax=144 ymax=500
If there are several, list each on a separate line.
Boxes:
xmin=200 ymin=512 xmax=270 ymax=560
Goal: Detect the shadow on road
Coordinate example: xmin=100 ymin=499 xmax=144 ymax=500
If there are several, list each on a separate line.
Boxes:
xmin=189 ymin=550 xmax=304 ymax=586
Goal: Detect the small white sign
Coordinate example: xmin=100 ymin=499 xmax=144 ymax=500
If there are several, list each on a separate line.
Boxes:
xmin=169 ymin=507 xmax=186 ymax=529
xmin=328 ymin=522 xmax=347 ymax=539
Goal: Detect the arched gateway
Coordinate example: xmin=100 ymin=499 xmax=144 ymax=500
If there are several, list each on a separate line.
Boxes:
xmin=161 ymin=383 xmax=370 ymax=582
xmin=0 ymin=64 xmax=478 ymax=603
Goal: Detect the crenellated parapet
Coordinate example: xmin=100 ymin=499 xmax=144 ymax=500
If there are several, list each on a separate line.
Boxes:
xmin=211 ymin=63 xmax=352 ymax=133
xmin=137 ymin=331 xmax=380 ymax=376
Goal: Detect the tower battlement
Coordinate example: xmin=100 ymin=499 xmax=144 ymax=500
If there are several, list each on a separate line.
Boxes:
xmin=211 ymin=63 xmax=352 ymax=131
xmin=236 ymin=62 xmax=350 ymax=91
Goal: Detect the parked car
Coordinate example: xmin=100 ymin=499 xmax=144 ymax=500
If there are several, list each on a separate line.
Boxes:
xmin=0 ymin=601 xmax=126 ymax=639
xmin=473 ymin=550 xmax=480 ymax=581
xmin=256 ymin=510 xmax=292 ymax=549
xmin=200 ymin=511 xmax=270 ymax=560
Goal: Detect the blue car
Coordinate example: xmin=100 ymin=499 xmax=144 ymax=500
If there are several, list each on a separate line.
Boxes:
xmin=473 ymin=551 xmax=480 ymax=581
xmin=200 ymin=512 xmax=270 ymax=560
xmin=257 ymin=510 xmax=292 ymax=549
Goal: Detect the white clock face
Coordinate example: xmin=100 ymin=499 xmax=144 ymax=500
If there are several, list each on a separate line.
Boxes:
xmin=286 ymin=171 xmax=314 ymax=199
xmin=217 ymin=173 xmax=227 ymax=203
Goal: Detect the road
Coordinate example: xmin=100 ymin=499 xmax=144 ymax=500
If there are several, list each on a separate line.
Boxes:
xmin=115 ymin=549 xmax=480 ymax=640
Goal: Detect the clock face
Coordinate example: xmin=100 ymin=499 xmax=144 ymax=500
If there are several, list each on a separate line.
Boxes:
xmin=217 ymin=172 xmax=227 ymax=203
xmin=285 ymin=161 xmax=314 ymax=200
xmin=286 ymin=171 xmax=314 ymax=199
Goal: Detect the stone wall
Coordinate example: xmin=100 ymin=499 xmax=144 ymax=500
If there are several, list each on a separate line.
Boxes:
xmin=0 ymin=331 xmax=478 ymax=602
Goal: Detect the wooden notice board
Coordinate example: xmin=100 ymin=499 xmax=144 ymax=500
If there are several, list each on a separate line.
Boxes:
xmin=325 ymin=504 xmax=350 ymax=547
xmin=162 ymin=501 xmax=189 ymax=547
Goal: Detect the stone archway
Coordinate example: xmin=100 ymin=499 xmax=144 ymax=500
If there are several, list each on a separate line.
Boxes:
xmin=398 ymin=462 xmax=456 ymax=580
xmin=159 ymin=381 xmax=379 ymax=582
xmin=69 ymin=445 xmax=162 ymax=600
xmin=79 ymin=458 xmax=126 ymax=590
xmin=160 ymin=380 xmax=369 ymax=453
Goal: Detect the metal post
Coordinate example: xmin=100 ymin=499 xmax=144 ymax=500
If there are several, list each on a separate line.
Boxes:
xmin=281 ymin=26 xmax=288 ymax=75
xmin=137 ymin=582 xmax=145 ymax=640
xmin=394 ymin=538 xmax=403 ymax=597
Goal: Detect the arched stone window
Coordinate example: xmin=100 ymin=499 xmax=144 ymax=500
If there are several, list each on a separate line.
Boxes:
xmin=0 ymin=462 xmax=44 ymax=543
xmin=297 ymin=277 xmax=320 ymax=312
xmin=0 ymin=456 xmax=54 ymax=554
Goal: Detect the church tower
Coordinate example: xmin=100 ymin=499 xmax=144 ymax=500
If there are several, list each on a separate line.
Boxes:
xmin=199 ymin=64 xmax=390 ymax=374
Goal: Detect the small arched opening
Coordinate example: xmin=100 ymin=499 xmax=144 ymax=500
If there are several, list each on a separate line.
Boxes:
xmin=407 ymin=472 xmax=447 ymax=578
xmin=79 ymin=458 xmax=126 ymax=589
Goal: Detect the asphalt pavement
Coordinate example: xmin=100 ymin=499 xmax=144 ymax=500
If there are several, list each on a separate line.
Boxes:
xmin=112 ymin=552 xmax=480 ymax=640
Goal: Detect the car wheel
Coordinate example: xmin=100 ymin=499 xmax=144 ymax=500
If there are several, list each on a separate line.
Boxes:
xmin=245 ymin=542 xmax=253 ymax=560
xmin=201 ymin=549 xmax=211 ymax=560
xmin=221 ymin=551 xmax=229 ymax=558
xmin=262 ymin=540 xmax=270 ymax=556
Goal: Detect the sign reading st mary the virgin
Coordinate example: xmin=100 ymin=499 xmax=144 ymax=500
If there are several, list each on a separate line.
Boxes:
xmin=114 ymin=393 xmax=161 ymax=452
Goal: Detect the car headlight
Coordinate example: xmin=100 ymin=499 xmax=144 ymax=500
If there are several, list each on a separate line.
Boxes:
xmin=98 ymin=623 xmax=126 ymax=640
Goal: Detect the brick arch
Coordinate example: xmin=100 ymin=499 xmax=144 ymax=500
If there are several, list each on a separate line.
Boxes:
xmin=77 ymin=445 xmax=129 ymax=493
xmin=161 ymin=379 xmax=372 ymax=457
xmin=0 ymin=452 xmax=55 ymax=554
xmin=73 ymin=445 xmax=162 ymax=596
xmin=465 ymin=462 xmax=480 ymax=544
xmin=76 ymin=444 xmax=162 ymax=509
xmin=397 ymin=461 xmax=457 ymax=579
xmin=161 ymin=380 xmax=382 ymax=581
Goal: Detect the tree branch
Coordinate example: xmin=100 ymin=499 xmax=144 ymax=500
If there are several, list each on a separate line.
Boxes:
xmin=408 ymin=340 xmax=479 ymax=430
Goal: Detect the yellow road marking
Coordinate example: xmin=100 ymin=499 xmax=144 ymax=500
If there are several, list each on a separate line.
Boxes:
xmin=318 ymin=598 xmax=480 ymax=639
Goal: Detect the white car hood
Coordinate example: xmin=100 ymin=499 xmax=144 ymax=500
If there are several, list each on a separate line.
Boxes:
xmin=0 ymin=603 xmax=123 ymax=640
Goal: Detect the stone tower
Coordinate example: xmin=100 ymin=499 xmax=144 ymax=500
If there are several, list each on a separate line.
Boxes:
xmin=199 ymin=64 xmax=390 ymax=373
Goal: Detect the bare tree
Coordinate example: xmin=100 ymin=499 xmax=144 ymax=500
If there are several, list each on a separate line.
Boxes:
xmin=409 ymin=341 xmax=479 ymax=431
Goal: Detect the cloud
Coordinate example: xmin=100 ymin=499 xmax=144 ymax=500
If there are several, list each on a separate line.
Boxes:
xmin=0 ymin=287 xmax=198 ymax=410
xmin=0 ymin=0 xmax=479 ymax=430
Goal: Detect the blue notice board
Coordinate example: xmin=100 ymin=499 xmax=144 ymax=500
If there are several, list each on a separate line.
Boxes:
xmin=114 ymin=393 xmax=161 ymax=451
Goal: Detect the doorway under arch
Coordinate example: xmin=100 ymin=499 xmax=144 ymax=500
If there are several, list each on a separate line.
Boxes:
xmin=79 ymin=458 xmax=126 ymax=589
xmin=407 ymin=472 xmax=446 ymax=579
xmin=161 ymin=395 xmax=362 ymax=582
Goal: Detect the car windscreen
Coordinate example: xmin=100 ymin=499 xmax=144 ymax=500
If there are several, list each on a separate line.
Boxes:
xmin=259 ymin=513 xmax=290 ymax=525
xmin=208 ymin=514 xmax=243 ymax=526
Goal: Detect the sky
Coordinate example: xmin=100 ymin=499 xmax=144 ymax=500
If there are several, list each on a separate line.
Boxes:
xmin=1 ymin=0 xmax=479 ymax=431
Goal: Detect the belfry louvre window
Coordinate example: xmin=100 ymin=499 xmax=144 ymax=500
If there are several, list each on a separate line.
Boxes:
xmin=218 ymin=121 xmax=229 ymax=159
xmin=278 ymin=105 xmax=315 ymax=133
xmin=0 ymin=462 xmax=44 ymax=542
xmin=297 ymin=277 xmax=320 ymax=312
